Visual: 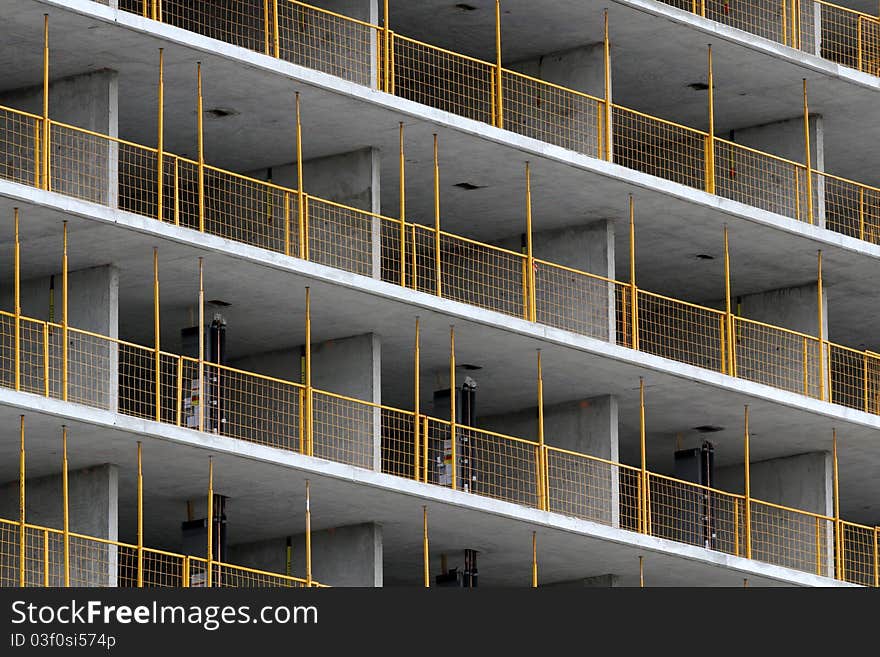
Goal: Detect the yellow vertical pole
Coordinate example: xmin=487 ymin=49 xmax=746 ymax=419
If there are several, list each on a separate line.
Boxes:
xmin=62 ymin=221 xmax=68 ymax=402
xmin=399 ymin=123 xmax=406 ymax=287
xmin=815 ymin=516 xmax=821 ymax=576
xmin=176 ymin=356 xmax=183 ymax=427
xmin=305 ymin=287 xmax=313 ymax=457
xmin=423 ymin=506 xmax=430 ymax=587
xmin=734 ymin=498 xmax=740 ymax=556
xmin=449 ymin=326 xmax=457 ymax=491
xmin=34 ymin=118 xmax=40 ymax=188
xmin=284 ymin=193 xmax=291 ymax=257
xmin=413 ymin=317 xmax=420 ymax=481
xmin=433 ymin=134 xmax=442 ymax=297
xmin=707 ymin=45 xmax=715 ymax=194
xmin=422 ymin=416 xmax=428 ymax=483
xmin=832 ymin=429 xmax=842 ymax=580
xmin=744 ymin=405 xmax=752 ymax=560
xmin=305 ymin=479 xmax=312 ymax=586
xmin=817 ymin=250 xmax=825 ymax=401
xmin=859 ymin=187 xmax=865 ymax=241
xmin=62 ymin=425 xmax=69 ymax=587
xmin=42 ymin=15 xmax=50 ymax=192
xmin=19 ymin=415 xmax=25 ymax=587
xmin=154 ymin=248 xmax=161 ymax=423
xmin=383 ymin=0 xmax=390 ymax=92
xmin=182 ymin=557 xmax=190 ymax=587
xmin=873 ymin=526 xmax=878 ymax=588
xmin=197 ymin=63 xmax=205 ymax=233
xmin=525 ymin=162 xmax=536 ymax=322
xmin=783 ymin=0 xmax=789 ymax=46
xmin=629 ymin=196 xmax=639 ymax=350
xmin=495 ymin=0 xmax=503 ymax=129
xmin=42 ymin=323 xmax=49 ymax=397
xmin=639 ymin=377 xmax=649 ymax=535
xmin=173 ymin=157 xmax=180 ymax=226
xmin=42 ymin=528 xmax=49 ymax=587
xmin=724 ymin=226 xmax=736 ymax=377
xmin=296 ymin=93 xmax=306 ymax=260
xmin=14 ymin=208 xmax=21 ymax=392
xmin=198 ymin=258 xmax=205 ymax=433
xmin=264 ymin=0 xmax=271 ymax=55
xmin=206 ymin=456 xmax=213 ymax=587
xmin=639 ymin=555 xmax=644 ymax=587
xmin=803 ymin=79 xmax=814 ymax=225
xmin=537 ymin=350 xmax=547 ymax=511
xmin=531 ymin=531 xmax=538 ymax=588
xmin=603 ymin=11 xmax=612 ymax=162
xmin=157 ymin=49 xmax=164 ymax=223
xmin=137 ymin=441 xmax=143 ymax=588
xmin=273 ymin=0 xmax=280 ymax=58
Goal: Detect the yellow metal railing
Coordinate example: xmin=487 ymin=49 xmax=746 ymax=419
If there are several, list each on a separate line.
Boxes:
xmin=0 ymin=517 xmax=324 ymax=588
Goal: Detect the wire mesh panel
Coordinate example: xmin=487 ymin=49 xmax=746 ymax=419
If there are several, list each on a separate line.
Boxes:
xmin=637 ymin=292 xmax=725 ymax=371
xmin=0 ymin=106 xmax=40 ymax=187
xmin=278 ymin=1 xmax=377 ymax=87
xmin=819 ymin=1 xmax=865 ymax=69
xmin=750 ymin=500 xmax=832 ymax=577
xmin=117 ymin=547 xmax=187 ymax=588
xmin=733 ymin=317 xmax=821 ymax=397
xmin=18 ymin=317 xmax=48 ymax=397
xmin=0 ymin=520 xmax=20 ymax=587
xmin=211 ymin=561 xmax=310 ymax=588
xmin=49 ymin=123 xmax=114 ymax=206
xmin=67 ymin=534 xmax=120 ymax=587
xmin=380 ymin=407 xmax=417 ymax=479
xmin=118 ymin=342 xmax=160 ymax=420
xmin=160 ymin=0 xmax=266 ymax=53
xmin=828 ymin=344 xmax=869 ymax=412
xmin=839 ymin=521 xmax=877 ymax=586
xmin=714 ymin=139 xmax=806 ymax=220
xmin=392 ymin=35 xmax=495 ymax=124
xmin=546 ymin=447 xmax=622 ymax=526
xmin=307 ymin=196 xmax=377 ymax=276
xmin=704 ymin=0 xmax=789 ymax=46
xmin=820 ymin=173 xmax=880 ymax=244
xmin=859 ymin=15 xmax=880 ymax=75
xmin=62 ymin=328 xmax=118 ymax=411
xmin=612 ymin=105 xmax=707 ymax=189
xmin=456 ymin=427 xmax=539 ymax=506
xmin=404 ymin=223 xmax=440 ymax=294
xmin=118 ymin=142 xmax=159 ymax=219
xmin=502 ymin=70 xmax=603 ymax=158
xmin=534 ymin=260 xmax=620 ymax=342
xmin=311 ymin=390 xmax=376 ymax=469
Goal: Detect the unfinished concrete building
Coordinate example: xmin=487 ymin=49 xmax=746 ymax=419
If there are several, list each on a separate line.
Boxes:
xmin=0 ymin=0 xmax=879 ymax=588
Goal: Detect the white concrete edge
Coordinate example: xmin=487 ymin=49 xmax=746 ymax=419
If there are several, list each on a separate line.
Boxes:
xmin=0 ymin=385 xmax=854 ymax=587
xmin=4 ymin=177 xmax=880 ymax=437
xmin=29 ymin=0 xmax=880 ymax=267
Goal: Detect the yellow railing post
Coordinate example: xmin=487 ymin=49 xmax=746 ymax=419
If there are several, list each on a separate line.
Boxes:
xmin=639 ymin=377 xmax=649 ymax=534
xmin=629 ymin=196 xmax=639 ymax=350
xmin=525 ymin=162 xmax=536 ymax=322
xmin=154 ymin=248 xmax=161 ymax=422
xmin=706 ymin=45 xmax=716 ymax=194
xmin=734 ymin=498 xmax=740 ymax=556
xmin=14 ymin=208 xmax=21 ymax=392
xmin=296 ymin=93 xmax=307 ymax=260
xmin=273 ymin=0 xmax=280 ymax=58
xmin=173 ymin=157 xmax=180 ymax=226
xmin=42 ymin=323 xmax=49 ymax=397
xmin=19 ymin=415 xmax=25 ymax=587
xmin=494 ymin=0 xmax=503 ymax=129
xmin=42 ymin=14 xmax=50 ymax=192
xmin=724 ymin=226 xmax=736 ymax=377
xmin=61 ymin=425 xmax=69 ymax=587
xmin=803 ymin=79 xmax=814 ymax=225
xmin=413 ymin=317 xmax=420 ymax=481
xmin=284 ymin=192 xmax=291 ymax=257
xmin=383 ymin=0 xmax=390 ymax=92
xmin=197 ymin=258 xmax=205 ymax=433
xmin=197 ymin=63 xmax=205 ymax=233
xmin=305 ymin=479 xmax=312 ymax=587
xmin=433 ymin=134 xmax=442 ymax=297
xmin=639 ymin=555 xmax=644 ymax=587
xmin=264 ymin=0 xmax=271 ymax=55
xmin=305 ymin=287 xmax=313 ymax=457
xmin=182 ymin=556 xmax=190 ymax=587
xmin=744 ymin=405 xmax=752 ymax=560
xmin=815 ymin=516 xmax=822 ymax=576
xmin=873 ymin=526 xmax=879 ymax=588
xmin=175 ymin=355 xmax=183 ymax=427
xmin=137 ymin=441 xmax=143 ymax=588
xmin=817 ymin=250 xmax=825 ymax=401
xmin=603 ymin=11 xmax=612 ymax=162
xmin=532 ymin=531 xmax=538 ymax=588
xmin=206 ymin=456 xmax=213 ymax=587
xmin=832 ymin=429 xmax=842 ymax=580
xmin=62 ymin=221 xmax=68 ymax=402
xmin=399 ymin=122 xmax=406 ymax=287
xmin=151 ymin=0 xmax=158 ymax=21
xmin=449 ymin=326 xmax=457 ymax=491
xmin=859 ymin=186 xmax=865 ymax=241
xmin=537 ymin=350 xmax=547 ymax=511
xmin=423 ymin=506 xmax=430 ymax=587
xmin=42 ymin=528 xmax=49 ymax=587
xmin=157 ymin=49 xmax=164 ymax=222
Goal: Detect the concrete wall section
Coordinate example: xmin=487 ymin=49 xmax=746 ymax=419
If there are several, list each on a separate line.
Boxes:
xmin=228 ymin=522 xmax=383 ymax=587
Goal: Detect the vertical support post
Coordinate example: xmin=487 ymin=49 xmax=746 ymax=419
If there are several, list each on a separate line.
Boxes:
xmin=639 ymin=377 xmax=650 ymax=534
xmin=61 ymin=425 xmax=69 ymax=587
xmin=423 ymin=506 xmax=430 ymax=588
xmin=175 ymin=356 xmax=183 ymax=427
xmin=629 ymin=196 xmax=639 ymax=350
xmin=639 ymin=555 xmax=644 ymax=588
xmin=157 ymin=49 xmax=164 ymax=222
xmin=206 ymin=457 xmax=213 ymax=587
xmin=137 ymin=441 xmax=143 ymax=588
xmin=422 ymin=416 xmax=429 ymax=483
xmin=494 ymin=0 xmax=503 ymax=129
xmin=182 ymin=557 xmax=190 ymax=587
xmin=734 ymin=498 xmax=740 ymax=557
xmin=873 ymin=526 xmax=878 ymax=588
xmin=173 ymin=157 xmax=180 ymax=226
xmin=724 ymin=226 xmax=736 ymax=377
xmin=603 ymin=11 xmax=612 ymax=162
xmin=744 ymin=405 xmax=752 ymax=560
xmin=815 ymin=516 xmax=822 ymax=576
xmin=284 ymin=193 xmax=291 ymax=257
xmin=14 ymin=208 xmax=21 ymax=392
xmin=42 ymin=15 xmax=50 ymax=192
xmin=19 ymin=415 xmax=25 ymax=587
xmin=42 ymin=323 xmax=49 ymax=397
xmin=413 ymin=318 xmax=420 ymax=481
xmin=706 ymin=45 xmax=716 ymax=195
xmin=399 ymin=123 xmax=406 ymax=287
xmin=42 ymin=528 xmax=49 ymax=587
xmin=264 ymin=0 xmax=271 ymax=55
xmin=305 ymin=287 xmax=313 ymax=457
xmin=197 ymin=63 xmax=205 ymax=233
xmin=449 ymin=326 xmax=457 ymax=491
xmin=803 ymin=79 xmax=814 ymax=225
xmin=525 ymin=162 xmax=536 ymax=322
xmin=305 ymin=479 xmax=312 ymax=586
xmin=383 ymin=0 xmax=390 ymax=92
xmin=154 ymin=248 xmax=161 ymax=422
xmin=531 ymin=531 xmax=538 ymax=588
xmin=537 ymin=350 xmax=547 ymax=511
xmin=198 ymin=258 xmax=205 ymax=433
xmin=273 ymin=0 xmax=280 ymax=58
xmin=296 ymin=93 xmax=306 ymax=260
xmin=433 ymin=134 xmax=442 ymax=297
xmin=817 ymin=250 xmax=825 ymax=401
xmin=832 ymin=429 xmax=842 ymax=580
xmin=859 ymin=187 xmax=865 ymax=241
xmin=62 ymin=221 xmax=68 ymax=402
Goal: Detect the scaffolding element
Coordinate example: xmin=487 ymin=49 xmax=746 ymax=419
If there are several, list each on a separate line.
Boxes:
xmin=196 ymin=63 xmax=205 ymax=233
xmin=525 ymin=162 xmax=535 ymax=322
xmin=153 ymin=248 xmax=161 ymax=423
xmin=531 ymin=532 xmax=538 ymax=588
xmin=818 ymin=250 xmax=826 ymax=401
xmin=494 ymin=0 xmax=503 ymax=129
xmin=803 ymin=80 xmax=814 ymax=225
xmin=706 ymin=45 xmax=715 ymax=195
xmin=449 ymin=326 xmax=457 ymax=491
xmin=137 ymin=441 xmax=144 ymax=587
xmin=14 ymin=208 xmax=20 ymax=392
xmin=423 ymin=506 xmax=430 ymax=588
xmin=413 ymin=317 xmax=420 ymax=481
xmin=198 ymin=258 xmax=205 ymax=433
xmin=62 ymin=221 xmax=68 ymax=402
xmin=603 ymin=11 xmax=612 ymax=162
xmin=639 ymin=377 xmax=649 ymax=534
xmin=833 ymin=429 xmax=841 ymax=580
xmin=62 ymin=425 xmax=69 ymax=587
xmin=157 ymin=49 xmax=164 ymax=223
xmin=305 ymin=287 xmax=313 ymax=457
xmin=305 ymin=479 xmax=312 ymax=587
xmin=537 ymin=351 xmax=547 ymax=511
xmin=744 ymin=406 xmax=752 ymax=560
xmin=41 ymin=15 xmax=49 ymax=192
xmin=18 ymin=415 xmax=25 ymax=587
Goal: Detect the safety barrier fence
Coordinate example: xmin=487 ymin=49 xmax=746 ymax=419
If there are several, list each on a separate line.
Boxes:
xmin=1 ymin=307 xmax=877 ymax=585
xmin=0 ymin=517 xmax=324 ymax=587
xmin=97 ymin=0 xmax=880 ymax=250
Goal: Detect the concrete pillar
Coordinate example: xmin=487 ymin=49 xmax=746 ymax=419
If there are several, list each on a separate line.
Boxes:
xmin=0 ymin=265 xmax=119 ymax=411
xmin=247 ymin=148 xmax=382 ymax=278
xmin=0 ymin=70 xmax=119 ymax=206
xmin=0 ymin=464 xmax=119 ymax=586
xmin=480 ymin=395 xmax=620 ymax=525
xmin=721 ymin=115 xmax=824 ymax=225
xmin=507 ymin=44 xmax=608 ymax=158
xmin=716 ymin=452 xmax=833 ymax=576
xmin=228 ymin=522 xmax=383 ymax=587
xmin=229 ymin=333 xmax=381 ymax=470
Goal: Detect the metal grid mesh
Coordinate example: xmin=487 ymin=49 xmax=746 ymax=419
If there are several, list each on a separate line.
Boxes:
xmin=839 ymin=522 xmax=877 ymax=587
xmin=705 ymin=0 xmax=790 ymax=45
xmin=819 ymin=1 xmax=866 ymax=70
xmin=828 ymin=344 xmax=869 ymax=412
xmin=0 ymin=106 xmax=40 ymax=187
xmin=750 ymin=500 xmax=831 ymax=577
xmin=380 ymin=407 xmax=418 ymax=479
xmin=308 ymin=196 xmax=377 ymax=276
xmin=207 ymin=561 xmax=309 ymax=587
xmin=49 ymin=123 xmax=113 ymax=205
xmin=820 ymin=172 xmax=880 ymax=244
xmin=546 ymin=447 xmax=623 ymax=525
xmin=311 ymin=390 xmax=376 ymax=469
xmin=733 ymin=317 xmax=821 ymax=397
xmin=160 ymin=0 xmax=266 ymax=53
xmin=460 ymin=427 xmax=540 ymax=506
xmin=637 ymin=291 xmax=726 ymax=371
xmin=534 ymin=260 xmax=621 ymax=341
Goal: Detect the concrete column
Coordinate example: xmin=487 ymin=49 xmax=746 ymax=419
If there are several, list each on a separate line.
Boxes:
xmin=480 ymin=395 xmax=620 ymax=525
xmin=228 ymin=522 xmax=383 ymax=587
xmin=716 ymin=452 xmax=833 ymax=576
xmin=247 ymin=148 xmax=382 ymax=278
xmin=0 ymin=265 xmax=119 ymax=411
xmin=0 ymin=70 xmax=119 ymax=206
xmin=0 ymin=464 xmax=119 ymax=586
xmin=230 ymin=333 xmax=381 ymax=470
xmin=721 ymin=115 xmax=824 ymax=225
